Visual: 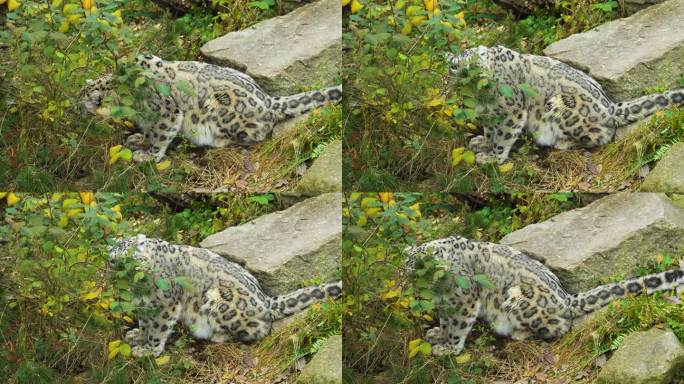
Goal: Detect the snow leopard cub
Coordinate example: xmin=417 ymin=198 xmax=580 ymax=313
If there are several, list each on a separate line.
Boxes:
xmin=79 ymin=55 xmax=342 ymax=162
xmin=405 ymin=235 xmax=684 ymax=356
xmin=447 ymin=46 xmax=684 ymax=164
xmin=109 ymin=234 xmax=342 ymax=357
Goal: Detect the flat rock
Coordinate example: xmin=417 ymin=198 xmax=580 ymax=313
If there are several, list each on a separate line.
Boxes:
xmin=200 ymin=0 xmax=341 ymax=95
xmin=296 ymin=140 xmax=342 ymax=194
xmin=296 ymin=335 xmax=342 ymax=384
xmin=274 ymin=112 xmax=311 ymax=139
xmin=544 ymin=0 xmax=684 ymax=101
xmin=623 ymin=0 xmax=666 ymax=14
xmin=200 ymin=193 xmax=341 ymax=295
xmin=500 ymin=192 xmax=684 ymax=293
xmin=597 ymin=328 xmax=684 ymax=384
xmin=640 ymin=142 xmax=684 ymax=193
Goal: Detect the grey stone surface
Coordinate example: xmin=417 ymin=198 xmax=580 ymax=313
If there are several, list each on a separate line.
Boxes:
xmin=597 ymin=328 xmax=684 ymax=384
xmin=296 ymin=140 xmax=342 ymax=194
xmin=623 ymin=0 xmax=666 ymax=14
xmin=296 ymin=335 xmax=342 ymax=384
xmin=500 ymin=192 xmax=684 ymax=293
xmin=200 ymin=193 xmax=341 ymax=295
xmin=544 ymin=0 xmax=684 ymax=101
xmin=640 ymin=142 xmax=684 ymax=193
xmin=274 ymin=112 xmax=311 ymax=139
xmin=200 ymin=0 xmax=341 ymax=95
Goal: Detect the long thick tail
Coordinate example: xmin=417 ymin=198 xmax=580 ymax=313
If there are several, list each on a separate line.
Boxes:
xmin=615 ymin=88 xmax=684 ymax=125
xmin=271 ymin=85 xmax=342 ymax=120
xmin=570 ymin=268 xmax=684 ymax=317
xmin=269 ymin=281 xmax=342 ymax=320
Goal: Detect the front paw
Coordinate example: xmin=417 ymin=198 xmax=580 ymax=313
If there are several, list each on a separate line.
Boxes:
xmin=431 ymin=343 xmax=463 ymax=356
xmin=131 ymin=344 xmax=162 ymax=358
xmin=468 ymin=135 xmax=489 ymax=153
xmin=425 ymin=327 xmax=443 ymax=344
xmin=133 ymin=149 xmax=162 ymax=163
xmin=475 ymin=152 xmax=502 ymax=165
xmin=125 ymin=133 xmax=145 ymax=150
xmin=124 ymin=328 xmax=143 ymax=345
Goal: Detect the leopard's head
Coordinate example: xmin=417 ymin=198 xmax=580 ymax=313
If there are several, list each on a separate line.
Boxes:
xmin=445 ymin=45 xmax=489 ymax=73
xmin=78 ymin=74 xmax=114 ymax=115
xmin=108 ymin=233 xmax=147 ymax=262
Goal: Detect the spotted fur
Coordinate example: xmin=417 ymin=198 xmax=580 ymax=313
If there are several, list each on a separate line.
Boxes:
xmin=79 ymin=55 xmax=343 ymax=162
xmin=405 ymin=236 xmax=684 ymax=356
xmin=109 ymin=234 xmax=342 ymax=357
xmin=447 ymin=46 xmax=684 ymax=164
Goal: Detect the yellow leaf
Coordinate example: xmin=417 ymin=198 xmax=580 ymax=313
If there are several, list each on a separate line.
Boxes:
xmin=81 ymin=288 xmax=101 ymax=301
xmin=6 ymin=192 xmax=20 ymax=206
xmin=0 ymin=192 xmax=6 ymax=199
xmin=655 ymin=254 xmax=664 ymax=264
xmin=81 ymin=0 xmax=92 ymax=10
xmin=58 ymin=216 xmax=69 ymax=228
xmin=423 ymin=314 xmax=433 ymax=321
xmin=498 ymin=162 xmax=514 ymax=174
xmin=108 ymin=340 xmax=122 ymax=353
xmin=462 ymin=150 xmax=475 ymax=165
xmin=408 ymin=338 xmax=423 ymax=358
xmin=456 ymin=11 xmax=465 ymax=20
xmin=58 ymin=20 xmax=69 ymax=33
xmin=455 ymin=352 xmax=471 ymax=364
xmin=410 ymin=15 xmax=427 ymax=26
xmin=79 ymin=192 xmax=94 ymax=205
xmin=360 ymin=197 xmax=377 ymax=209
xmin=356 ymin=214 xmax=367 ymax=226
xmin=51 ymin=0 xmax=62 ymax=6
xmin=378 ymin=192 xmax=393 ymax=203
xmin=426 ymin=96 xmax=444 ymax=107
xmin=0 ymin=0 xmax=7 ymax=5
xmin=155 ymin=355 xmax=170 ymax=366
xmin=365 ymin=207 xmax=382 ymax=218
xmin=99 ymin=299 xmax=110 ymax=309
xmin=398 ymin=298 xmax=410 ymax=308
xmin=423 ymin=0 xmax=437 ymax=11
xmin=451 ymin=147 xmax=465 ymax=167
xmin=410 ymin=203 xmax=421 ymax=218
xmin=350 ymin=0 xmax=363 ymax=13
xmin=406 ymin=5 xmax=422 ymax=16
xmin=8 ymin=0 xmax=20 ymax=11
xmin=118 ymin=148 xmax=133 ymax=163
xmin=108 ymin=145 xmax=123 ymax=158
xmin=401 ymin=23 xmax=412 ymax=35
xmin=382 ymin=288 xmax=401 ymax=299
xmin=123 ymin=315 xmax=133 ymax=323
xmin=342 ymin=0 xmax=351 ymax=5
xmin=156 ymin=160 xmax=171 ymax=171
xmin=111 ymin=204 xmax=121 ymax=213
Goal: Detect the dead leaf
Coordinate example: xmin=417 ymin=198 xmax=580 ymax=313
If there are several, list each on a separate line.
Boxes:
xmin=243 ymin=158 xmax=256 ymax=173
xmin=587 ymin=162 xmax=600 ymax=175
xmin=655 ymin=322 xmax=666 ymax=329
xmin=274 ymin=179 xmax=289 ymax=188
xmin=637 ymin=164 xmax=650 ymax=178
xmin=243 ymin=350 xmax=254 ymax=369
xmin=295 ymin=357 xmax=307 ymax=371
xmin=578 ymin=181 xmax=590 ymax=191
xmin=543 ymin=350 xmax=558 ymax=365
xmin=593 ymin=353 xmax=607 ymax=368
xmin=295 ymin=163 xmax=307 ymax=177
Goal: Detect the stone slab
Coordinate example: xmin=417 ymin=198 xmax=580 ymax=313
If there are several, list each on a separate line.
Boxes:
xmin=296 ymin=335 xmax=342 ymax=384
xmin=597 ymin=328 xmax=684 ymax=384
xmin=200 ymin=193 xmax=341 ymax=295
xmin=500 ymin=192 xmax=684 ymax=293
xmin=200 ymin=0 xmax=341 ymax=95
xmin=296 ymin=140 xmax=342 ymax=194
xmin=544 ymin=0 xmax=684 ymax=101
xmin=640 ymin=142 xmax=684 ymax=193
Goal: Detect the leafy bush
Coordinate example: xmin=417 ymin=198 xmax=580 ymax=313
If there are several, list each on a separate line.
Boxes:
xmin=0 ymin=192 xmax=339 ymax=383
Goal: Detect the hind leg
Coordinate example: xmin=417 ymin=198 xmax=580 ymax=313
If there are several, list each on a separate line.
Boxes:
xmin=131 ymin=298 xmax=181 ymax=357
xmin=475 ymin=113 xmax=527 ymax=164
xmin=429 ymin=296 xmax=482 ymax=356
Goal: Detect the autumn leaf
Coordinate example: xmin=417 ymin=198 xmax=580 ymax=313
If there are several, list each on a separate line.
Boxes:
xmin=156 ymin=160 xmax=171 ymax=171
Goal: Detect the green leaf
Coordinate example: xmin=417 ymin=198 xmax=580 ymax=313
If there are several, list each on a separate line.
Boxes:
xmin=133 ymin=271 xmax=145 ymax=282
xmin=134 ymin=77 xmax=146 ymax=87
xmin=499 ymin=84 xmax=513 ymax=98
xmin=155 ymin=278 xmax=170 ymax=291
xmin=473 ymin=274 xmax=494 ymax=289
xmin=455 ymin=275 xmax=470 ymax=290
xmin=155 ymin=82 xmax=171 ymax=97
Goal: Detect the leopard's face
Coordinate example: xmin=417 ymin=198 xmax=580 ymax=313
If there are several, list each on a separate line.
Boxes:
xmin=108 ymin=234 xmax=147 ymax=261
xmin=446 ymin=46 xmax=489 ymax=74
xmin=78 ymin=74 xmax=114 ymax=114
